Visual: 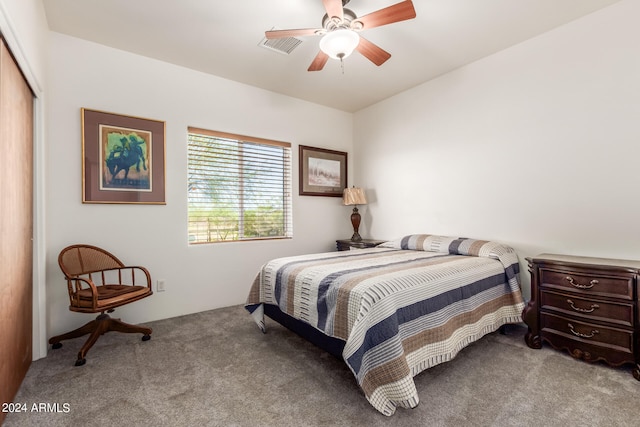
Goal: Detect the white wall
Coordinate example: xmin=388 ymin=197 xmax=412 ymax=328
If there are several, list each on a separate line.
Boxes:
xmin=46 ymin=32 xmax=354 ymax=337
xmin=353 ymin=0 xmax=640 ymax=300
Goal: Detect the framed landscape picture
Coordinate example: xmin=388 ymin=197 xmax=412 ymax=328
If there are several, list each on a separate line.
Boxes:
xmin=81 ymin=108 xmax=166 ymax=204
xmin=299 ymin=145 xmax=347 ymax=197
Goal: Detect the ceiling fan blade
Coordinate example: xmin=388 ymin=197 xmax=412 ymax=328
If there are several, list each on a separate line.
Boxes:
xmin=265 ymin=28 xmax=321 ymax=39
xmin=355 ymin=0 xmax=416 ymax=30
xmin=322 ymin=0 xmax=344 ymax=21
xmin=308 ymin=51 xmax=329 ymax=72
xmin=356 ymin=37 xmax=391 ymax=66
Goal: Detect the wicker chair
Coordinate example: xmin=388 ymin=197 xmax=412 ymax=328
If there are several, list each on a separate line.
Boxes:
xmin=49 ymin=244 xmax=153 ymax=366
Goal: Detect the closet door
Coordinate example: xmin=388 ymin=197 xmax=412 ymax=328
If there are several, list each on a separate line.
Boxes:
xmin=0 ymin=36 xmax=34 ymax=420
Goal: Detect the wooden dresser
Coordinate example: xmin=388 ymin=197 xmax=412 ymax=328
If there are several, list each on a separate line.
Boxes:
xmin=523 ymin=254 xmax=640 ymax=379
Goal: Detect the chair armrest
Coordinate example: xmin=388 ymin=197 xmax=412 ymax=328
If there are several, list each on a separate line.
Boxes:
xmin=124 ymin=265 xmax=152 ymax=290
xmin=68 ymin=276 xmax=99 ymax=309
xmin=88 ymin=265 xmax=152 ymax=289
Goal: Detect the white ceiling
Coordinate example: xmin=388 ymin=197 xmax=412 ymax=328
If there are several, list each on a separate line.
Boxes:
xmin=42 ymin=0 xmax=621 ymax=112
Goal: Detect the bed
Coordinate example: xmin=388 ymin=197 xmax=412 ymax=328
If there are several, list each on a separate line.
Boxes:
xmin=245 ymin=234 xmax=525 ymax=416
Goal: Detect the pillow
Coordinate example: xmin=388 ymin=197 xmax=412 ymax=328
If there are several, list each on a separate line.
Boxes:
xmin=379 ymin=234 xmax=459 ymax=253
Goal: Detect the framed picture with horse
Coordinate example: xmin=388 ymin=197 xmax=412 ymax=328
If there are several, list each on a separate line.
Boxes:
xmin=81 ymin=108 xmax=166 ymax=204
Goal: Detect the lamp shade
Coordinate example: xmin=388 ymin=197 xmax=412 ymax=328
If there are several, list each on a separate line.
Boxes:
xmin=319 ymin=29 xmax=360 ymax=60
xmin=343 ymin=187 xmax=367 ymax=206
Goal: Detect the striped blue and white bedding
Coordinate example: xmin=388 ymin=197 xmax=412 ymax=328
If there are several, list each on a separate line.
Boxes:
xmin=246 ymin=235 xmax=525 ymax=416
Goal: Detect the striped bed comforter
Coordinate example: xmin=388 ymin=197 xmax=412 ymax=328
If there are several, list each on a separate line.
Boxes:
xmin=245 ymin=235 xmax=525 ymax=416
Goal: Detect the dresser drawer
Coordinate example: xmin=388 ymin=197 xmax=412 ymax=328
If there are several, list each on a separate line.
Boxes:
xmin=540 ymin=268 xmax=633 ymax=300
xmin=541 ymin=312 xmax=634 ymax=357
xmin=540 ymin=290 xmax=634 ymax=327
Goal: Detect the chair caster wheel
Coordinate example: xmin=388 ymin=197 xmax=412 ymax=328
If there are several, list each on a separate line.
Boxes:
xmin=75 ymin=358 xmax=86 ymax=367
xmin=142 ymin=335 xmax=151 ymax=341
xmin=52 ymin=342 xmax=62 ymax=350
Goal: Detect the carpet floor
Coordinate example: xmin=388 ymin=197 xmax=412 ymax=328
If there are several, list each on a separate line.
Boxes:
xmin=4 ymin=304 xmax=639 ymax=426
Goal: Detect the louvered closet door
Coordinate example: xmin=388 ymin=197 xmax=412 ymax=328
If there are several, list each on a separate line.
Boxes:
xmin=0 ymin=36 xmax=34 ymax=422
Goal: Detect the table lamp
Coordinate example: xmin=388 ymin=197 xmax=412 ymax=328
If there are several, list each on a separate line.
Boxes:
xmin=343 ymin=187 xmax=367 ymax=241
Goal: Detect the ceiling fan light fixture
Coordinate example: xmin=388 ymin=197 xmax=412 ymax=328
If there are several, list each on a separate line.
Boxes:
xmin=319 ymin=29 xmax=360 ymax=60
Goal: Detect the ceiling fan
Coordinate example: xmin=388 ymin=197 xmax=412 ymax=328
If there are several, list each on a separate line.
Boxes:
xmin=265 ymin=0 xmax=416 ymax=71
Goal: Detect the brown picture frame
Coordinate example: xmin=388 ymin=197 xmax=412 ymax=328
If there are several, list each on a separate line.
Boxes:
xmin=81 ymin=108 xmax=166 ymax=204
xmin=299 ymin=145 xmax=347 ymax=197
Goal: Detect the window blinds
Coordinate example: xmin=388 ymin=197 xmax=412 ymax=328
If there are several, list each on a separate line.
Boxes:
xmin=187 ymin=127 xmax=292 ymax=243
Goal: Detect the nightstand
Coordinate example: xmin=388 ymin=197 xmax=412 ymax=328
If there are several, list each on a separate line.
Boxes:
xmin=336 ymin=239 xmax=386 ymax=251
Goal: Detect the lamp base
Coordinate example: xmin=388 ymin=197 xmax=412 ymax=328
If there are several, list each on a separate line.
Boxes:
xmin=350 ymin=207 xmax=362 ymax=242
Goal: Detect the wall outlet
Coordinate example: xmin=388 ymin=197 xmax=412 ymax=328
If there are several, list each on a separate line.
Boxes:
xmin=156 ymin=280 xmax=166 ymax=292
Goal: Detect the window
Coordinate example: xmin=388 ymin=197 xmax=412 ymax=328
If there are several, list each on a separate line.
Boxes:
xmin=187 ymin=127 xmax=292 ymax=243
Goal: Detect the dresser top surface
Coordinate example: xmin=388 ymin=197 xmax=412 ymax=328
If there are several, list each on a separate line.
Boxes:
xmin=530 ymin=253 xmax=640 ymax=270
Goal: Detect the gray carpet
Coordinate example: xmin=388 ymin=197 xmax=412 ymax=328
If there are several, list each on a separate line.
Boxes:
xmin=5 ymin=305 xmax=639 ymax=426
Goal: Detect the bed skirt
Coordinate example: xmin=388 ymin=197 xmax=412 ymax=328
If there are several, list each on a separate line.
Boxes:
xmin=264 ymin=303 xmax=346 ymax=358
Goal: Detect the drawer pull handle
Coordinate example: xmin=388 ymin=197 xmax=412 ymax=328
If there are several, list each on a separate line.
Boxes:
xmin=565 ymin=276 xmax=599 ymax=289
xmin=566 ymin=299 xmax=599 ymax=313
xmin=568 ymin=323 xmax=599 ymax=339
